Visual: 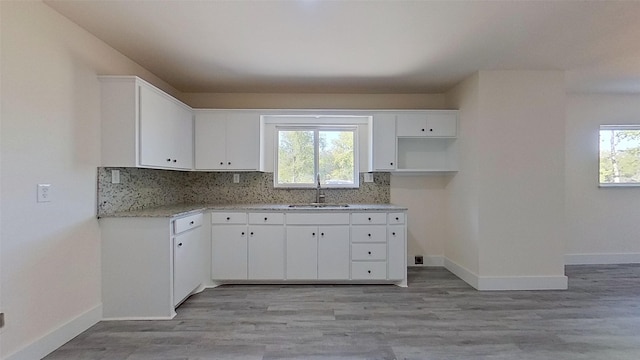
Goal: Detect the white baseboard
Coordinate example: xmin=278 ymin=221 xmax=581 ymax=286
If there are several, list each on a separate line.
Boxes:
xmin=6 ymin=304 xmax=102 ymax=360
xmin=565 ymin=252 xmax=640 ymax=265
xmin=408 ymin=255 xmax=445 ymax=267
xmin=444 ymin=257 xmax=568 ymax=290
xmin=444 ymin=257 xmax=479 ymax=289
xmin=477 ymin=275 xmax=568 ymax=290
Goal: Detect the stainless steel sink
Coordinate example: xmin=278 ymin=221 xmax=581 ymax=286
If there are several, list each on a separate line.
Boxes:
xmin=288 ymin=203 xmax=350 ymax=208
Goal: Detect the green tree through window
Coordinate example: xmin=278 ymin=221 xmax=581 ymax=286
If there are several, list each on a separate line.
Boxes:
xmin=276 ymin=127 xmax=357 ymax=187
xmin=599 ymin=126 xmax=640 ymax=185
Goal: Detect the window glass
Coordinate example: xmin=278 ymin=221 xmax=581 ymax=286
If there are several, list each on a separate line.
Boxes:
xmin=599 ymin=126 xmax=640 ymax=186
xmin=276 ymin=127 xmax=358 ymax=188
xmin=277 ymin=130 xmax=315 ymax=185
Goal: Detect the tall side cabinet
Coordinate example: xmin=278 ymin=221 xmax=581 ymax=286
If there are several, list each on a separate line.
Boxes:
xmin=99 ymin=76 xmax=194 ymax=170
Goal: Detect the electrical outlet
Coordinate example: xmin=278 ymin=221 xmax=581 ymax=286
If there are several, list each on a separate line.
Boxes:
xmin=37 ymin=184 xmax=52 ymax=203
xmin=111 ymin=169 xmax=120 ymax=184
xmin=414 ymin=255 xmax=424 ymax=265
xmin=233 ymin=174 xmax=240 ymax=183
xmin=364 ymin=173 xmax=374 ymax=183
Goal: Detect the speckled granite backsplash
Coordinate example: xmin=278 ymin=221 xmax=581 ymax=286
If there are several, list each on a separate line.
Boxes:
xmin=97 ymin=167 xmax=390 ymax=216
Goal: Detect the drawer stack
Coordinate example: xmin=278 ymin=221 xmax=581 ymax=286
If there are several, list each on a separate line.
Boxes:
xmin=350 ymin=212 xmax=405 ymax=280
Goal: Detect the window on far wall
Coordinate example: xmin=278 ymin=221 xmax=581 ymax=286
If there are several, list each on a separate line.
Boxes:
xmin=275 ymin=126 xmax=358 ymax=188
xmin=599 ymin=125 xmax=640 ymax=186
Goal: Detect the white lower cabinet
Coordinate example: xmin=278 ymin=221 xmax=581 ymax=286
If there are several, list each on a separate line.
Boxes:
xmin=387 ymin=225 xmax=406 ymax=280
xmin=211 ymin=224 xmax=248 ymax=280
xmin=100 ymin=212 xmax=206 ymax=319
xmin=173 ymin=219 xmax=205 ymax=306
xmin=286 ymin=226 xmax=318 ymax=280
xmin=285 ymin=225 xmax=350 ymax=280
xmin=317 ymin=226 xmax=350 ymax=280
xmin=210 ymin=209 xmax=407 ymax=285
xmin=248 ymin=225 xmax=285 ymax=279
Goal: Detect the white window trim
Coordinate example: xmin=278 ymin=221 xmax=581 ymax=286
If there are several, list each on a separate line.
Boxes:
xmin=274 ymin=125 xmax=360 ymax=189
xmin=599 ymin=124 xmax=640 ymax=188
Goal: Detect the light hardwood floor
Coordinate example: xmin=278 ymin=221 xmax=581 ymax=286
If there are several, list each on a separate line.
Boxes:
xmin=45 ymin=265 xmax=640 ymax=359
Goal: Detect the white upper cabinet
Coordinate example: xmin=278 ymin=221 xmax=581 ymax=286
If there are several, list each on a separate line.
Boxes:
xmin=368 ymin=113 xmax=397 ymax=171
xmin=396 ymin=111 xmax=457 ymax=137
xmin=99 ymin=76 xmax=194 ymax=170
xmin=394 ymin=110 xmax=459 ymax=173
xmin=139 ymin=84 xmax=194 ymax=169
xmin=367 ymin=110 xmax=459 ymax=174
xmin=194 ymin=110 xmax=260 ymax=171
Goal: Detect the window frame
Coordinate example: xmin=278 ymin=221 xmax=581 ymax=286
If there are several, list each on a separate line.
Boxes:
xmin=598 ymin=124 xmax=640 ymax=188
xmin=274 ymin=125 xmax=359 ymax=189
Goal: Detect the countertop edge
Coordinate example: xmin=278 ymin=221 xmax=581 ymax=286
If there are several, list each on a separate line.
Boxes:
xmin=98 ymin=203 xmax=408 ymax=218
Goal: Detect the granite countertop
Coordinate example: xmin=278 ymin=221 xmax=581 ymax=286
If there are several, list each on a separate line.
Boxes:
xmin=99 ymin=203 xmax=408 ymax=218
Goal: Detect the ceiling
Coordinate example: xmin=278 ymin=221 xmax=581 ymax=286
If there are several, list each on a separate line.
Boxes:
xmin=45 ymin=0 xmax=640 ymax=94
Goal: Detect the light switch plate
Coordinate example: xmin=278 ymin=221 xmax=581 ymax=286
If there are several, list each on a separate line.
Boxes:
xmin=364 ymin=173 xmax=374 ymax=183
xmin=233 ymin=174 xmax=240 ymax=183
xmin=37 ymin=184 xmax=51 ymax=202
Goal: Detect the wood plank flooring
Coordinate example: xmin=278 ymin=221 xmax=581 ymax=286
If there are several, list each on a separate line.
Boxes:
xmin=45 ymin=265 xmax=640 ymax=359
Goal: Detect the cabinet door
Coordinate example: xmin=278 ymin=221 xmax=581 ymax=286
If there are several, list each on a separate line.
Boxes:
xmin=248 ymin=225 xmax=285 ymax=279
xmin=318 ymin=225 xmax=350 ymax=280
xmin=387 ymin=225 xmax=406 ymax=281
xmin=226 ymin=112 xmax=259 ymax=170
xmin=173 ymin=227 xmax=202 ymax=305
xmin=195 ymin=111 xmax=227 ymax=170
xmin=396 ymin=113 xmax=428 ymax=137
xmin=426 ymin=112 xmax=457 ymax=137
xmin=139 ymin=84 xmax=193 ymax=169
xmin=171 ymin=103 xmax=194 ymax=169
xmin=286 ymin=226 xmax=318 ymax=280
xmin=370 ymin=114 xmax=397 ymax=171
xmin=212 ymin=225 xmax=248 ymax=280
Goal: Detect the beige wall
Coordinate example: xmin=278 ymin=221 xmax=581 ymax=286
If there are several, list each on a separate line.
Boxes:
xmin=181 ymin=92 xmax=447 ymax=109
xmin=565 ymin=94 xmax=640 ymax=258
xmin=390 ymin=175 xmax=449 ymax=264
xmin=0 ymin=2 xmax=179 ymax=358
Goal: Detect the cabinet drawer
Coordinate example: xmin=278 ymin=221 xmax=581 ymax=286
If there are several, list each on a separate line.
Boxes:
xmin=352 ymin=243 xmax=387 ymax=261
xmin=286 ymin=212 xmax=349 ymax=225
xmin=249 ymin=212 xmax=284 ymax=225
xmin=211 ymin=212 xmax=247 ymax=224
xmin=351 ymin=226 xmax=387 ymax=243
xmin=388 ymin=213 xmax=405 ymax=224
xmin=351 ymin=213 xmax=387 ymax=225
xmin=351 ymin=261 xmax=387 ymax=280
xmin=174 ymin=213 xmax=203 ymax=234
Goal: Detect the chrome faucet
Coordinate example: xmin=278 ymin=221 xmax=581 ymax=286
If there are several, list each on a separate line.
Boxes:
xmin=315 ymin=173 xmax=325 ymax=203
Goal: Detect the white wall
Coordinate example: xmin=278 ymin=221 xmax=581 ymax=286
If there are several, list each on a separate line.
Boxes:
xmin=444 ymin=71 xmax=567 ymax=289
xmin=565 ymin=94 xmax=640 ymax=264
xmin=444 ymin=73 xmax=481 ymax=275
xmin=477 ymin=71 xmax=566 ymax=279
xmin=0 ymin=2 xmax=179 ymax=358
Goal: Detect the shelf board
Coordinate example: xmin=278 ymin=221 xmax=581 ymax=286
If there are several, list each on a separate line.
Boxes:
xmin=391 ymin=169 xmax=458 ymax=176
